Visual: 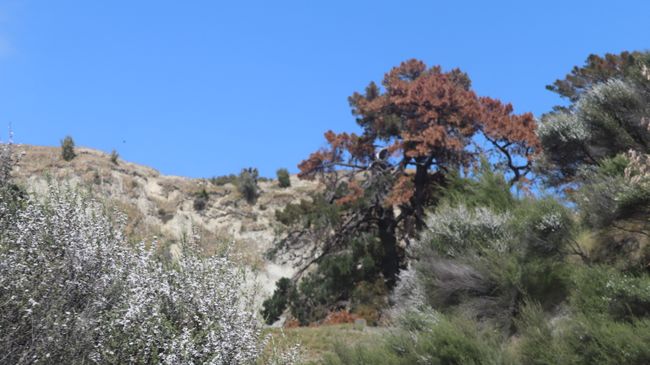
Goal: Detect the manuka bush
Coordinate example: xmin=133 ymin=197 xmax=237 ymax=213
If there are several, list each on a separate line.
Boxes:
xmin=276 ymin=168 xmax=291 ymax=188
xmin=61 ymin=135 xmax=76 ymax=161
xmin=0 ymin=186 xmax=265 ymax=364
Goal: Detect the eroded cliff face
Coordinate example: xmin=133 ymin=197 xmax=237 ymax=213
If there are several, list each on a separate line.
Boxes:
xmin=11 ymin=144 xmax=321 ymax=297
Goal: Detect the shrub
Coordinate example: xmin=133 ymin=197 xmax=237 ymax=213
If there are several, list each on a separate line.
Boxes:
xmin=514 ymin=301 xmax=564 ymax=365
xmin=518 ymin=258 xmax=570 ymax=309
xmin=277 ymin=168 xmax=291 ymax=188
xmin=289 ymin=253 xmax=356 ymax=325
xmin=572 ymin=153 xmax=650 ymax=228
xmin=275 ymin=232 xmax=389 ymax=326
xmin=412 ymin=199 xmax=516 ymax=323
xmin=262 ymin=277 xmax=293 ymax=325
xmin=209 ymin=174 xmax=238 ymax=186
xmin=350 ymin=279 xmax=387 ymax=325
xmin=0 ymin=136 xmax=15 ymax=184
xmin=573 ymin=153 xmax=650 ymax=268
xmin=0 ymin=140 xmax=26 ymax=229
xmin=274 ymin=193 xmax=340 ymax=229
xmin=158 ymin=208 xmax=174 ymax=223
xmin=420 ymin=203 xmax=513 ymax=256
xmin=513 ymin=197 xmax=574 ymax=258
xmin=516 ymin=301 xmax=650 ymax=365
xmin=60 ymin=135 xmax=76 ymax=161
xmin=536 ymin=110 xmax=591 ymax=184
xmin=0 ymin=185 xmax=268 ymax=364
xmin=441 ymin=164 xmax=516 ymax=213
xmin=324 ymin=311 xmax=509 ymax=365
xmin=407 ymin=175 xmax=576 ymax=328
xmin=193 ymin=188 xmax=209 ymax=211
xmin=560 ymin=315 xmax=650 ymax=365
xmin=238 ymin=167 xmax=259 ymax=204
xmin=110 ymin=149 xmax=119 ymax=165
xmin=570 ymin=265 xmax=650 ymax=321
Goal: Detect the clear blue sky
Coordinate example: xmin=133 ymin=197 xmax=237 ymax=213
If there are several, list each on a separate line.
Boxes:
xmin=0 ymin=0 xmax=648 ymax=178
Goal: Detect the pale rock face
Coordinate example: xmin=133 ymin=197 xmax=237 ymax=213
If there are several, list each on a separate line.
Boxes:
xmin=12 ymin=144 xmax=320 ymax=301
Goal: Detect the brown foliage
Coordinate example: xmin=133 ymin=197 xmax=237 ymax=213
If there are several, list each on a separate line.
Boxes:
xmin=300 ymin=59 xmax=539 ymax=196
xmin=286 ymin=59 xmax=540 ymax=285
xmin=321 ymin=310 xmax=358 ymax=325
xmin=298 ymin=131 xmax=373 ymax=180
xmin=385 ymin=175 xmax=414 ymax=206
xmin=335 ymin=180 xmax=364 ymax=206
xmin=350 ymin=60 xmax=480 ymax=166
xmin=283 ymin=319 xmax=300 ymax=328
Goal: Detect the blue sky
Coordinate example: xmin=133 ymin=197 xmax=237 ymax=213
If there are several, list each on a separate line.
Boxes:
xmin=0 ymin=0 xmax=648 ymax=178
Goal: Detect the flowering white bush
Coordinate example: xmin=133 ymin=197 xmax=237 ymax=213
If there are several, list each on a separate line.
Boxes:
xmin=537 ymin=110 xmax=589 ymax=144
xmin=577 ymin=79 xmax=641 ymax=121
xmin=0 ymin=186 xmax=265 ymax=364
xmin=0 ymin=134 xmax=14 ymax=185
xmin=0 ymin=144 xmax=299 ymax=364
xmin=419 ymin=204 xmax=512 ymax=256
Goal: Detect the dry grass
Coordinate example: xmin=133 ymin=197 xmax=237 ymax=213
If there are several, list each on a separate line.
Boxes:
xmin=261 ymin=324 xmax=386 ymax=364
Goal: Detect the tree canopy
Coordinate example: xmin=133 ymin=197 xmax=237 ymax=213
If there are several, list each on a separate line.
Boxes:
xmin=276 ymin=59 xmax=540 ymax=297
xmin=298 ymin=59 xmax=539 ymax=233
xmin=539 ymin=51 xmax=650 ymax=185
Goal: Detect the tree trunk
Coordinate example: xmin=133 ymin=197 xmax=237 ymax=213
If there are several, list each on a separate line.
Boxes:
xmin=412 ymin=162 xmax=429 ymax=231
xmin=378 ymin=207 xmax=400 ymax=288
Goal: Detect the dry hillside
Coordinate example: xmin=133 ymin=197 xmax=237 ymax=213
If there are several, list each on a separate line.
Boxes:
xmin=11 ymin=144 xmax=321 ymax=298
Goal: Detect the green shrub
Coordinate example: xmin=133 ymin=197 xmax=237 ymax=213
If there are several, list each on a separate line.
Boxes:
xmin=238 ymin=168 xmax=259 ymax=204
xmin=289 ymin=253 xmax=356 ymax=325
xmin=516 ymin=299 xmax=650 ymax=365
xmin=325 ymin=311 xmax=509 ymax=365
xmin=598 ymin=153 xmax=629 ymax=177
xmin=60 ymin=135 xmax=76 ymax=161
xmin=277 ymin=168 xmax=291 ymax=188
xmin=575 ymin=153 xmax=650 ymax=228
xmin=261 ymin=277 xmax=292 ymax=324
xmin=513 ymin=197 xmax=574 ymax=258
xmin=277 ymin=232 xmax=389 ymax=325
xmin=193 ymin=188 xmax=209 ymax=211
xmin=274 ymin=193 xmax=340 ymax=229
xmin=519 ymin=258 xmax=570 ymax=309
xmin=324 ymin=342 xmax=397 ymax=365
xmin=110 ymin=149 xmax=119 ymax=165
xmin=514 ymin=301 xmax=564 ymax=365
xmin=561 ymin=315 xmax=650 ymax=365
xmin=409 ymin=175 xmax=576 ymax=329
xmin=440 ymin=164 xmax=515 ymax=213
xmin=209 ymin=174 xmax=238 ymax=186
xmin=571 ymin=265 xmax=650 ymax=320
xmin=616 ymin=184 xmax=650 ymax=217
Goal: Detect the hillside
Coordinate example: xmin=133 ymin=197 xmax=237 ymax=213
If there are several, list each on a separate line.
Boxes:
xmin=11 ymin=144 xmax=321 ymax=297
